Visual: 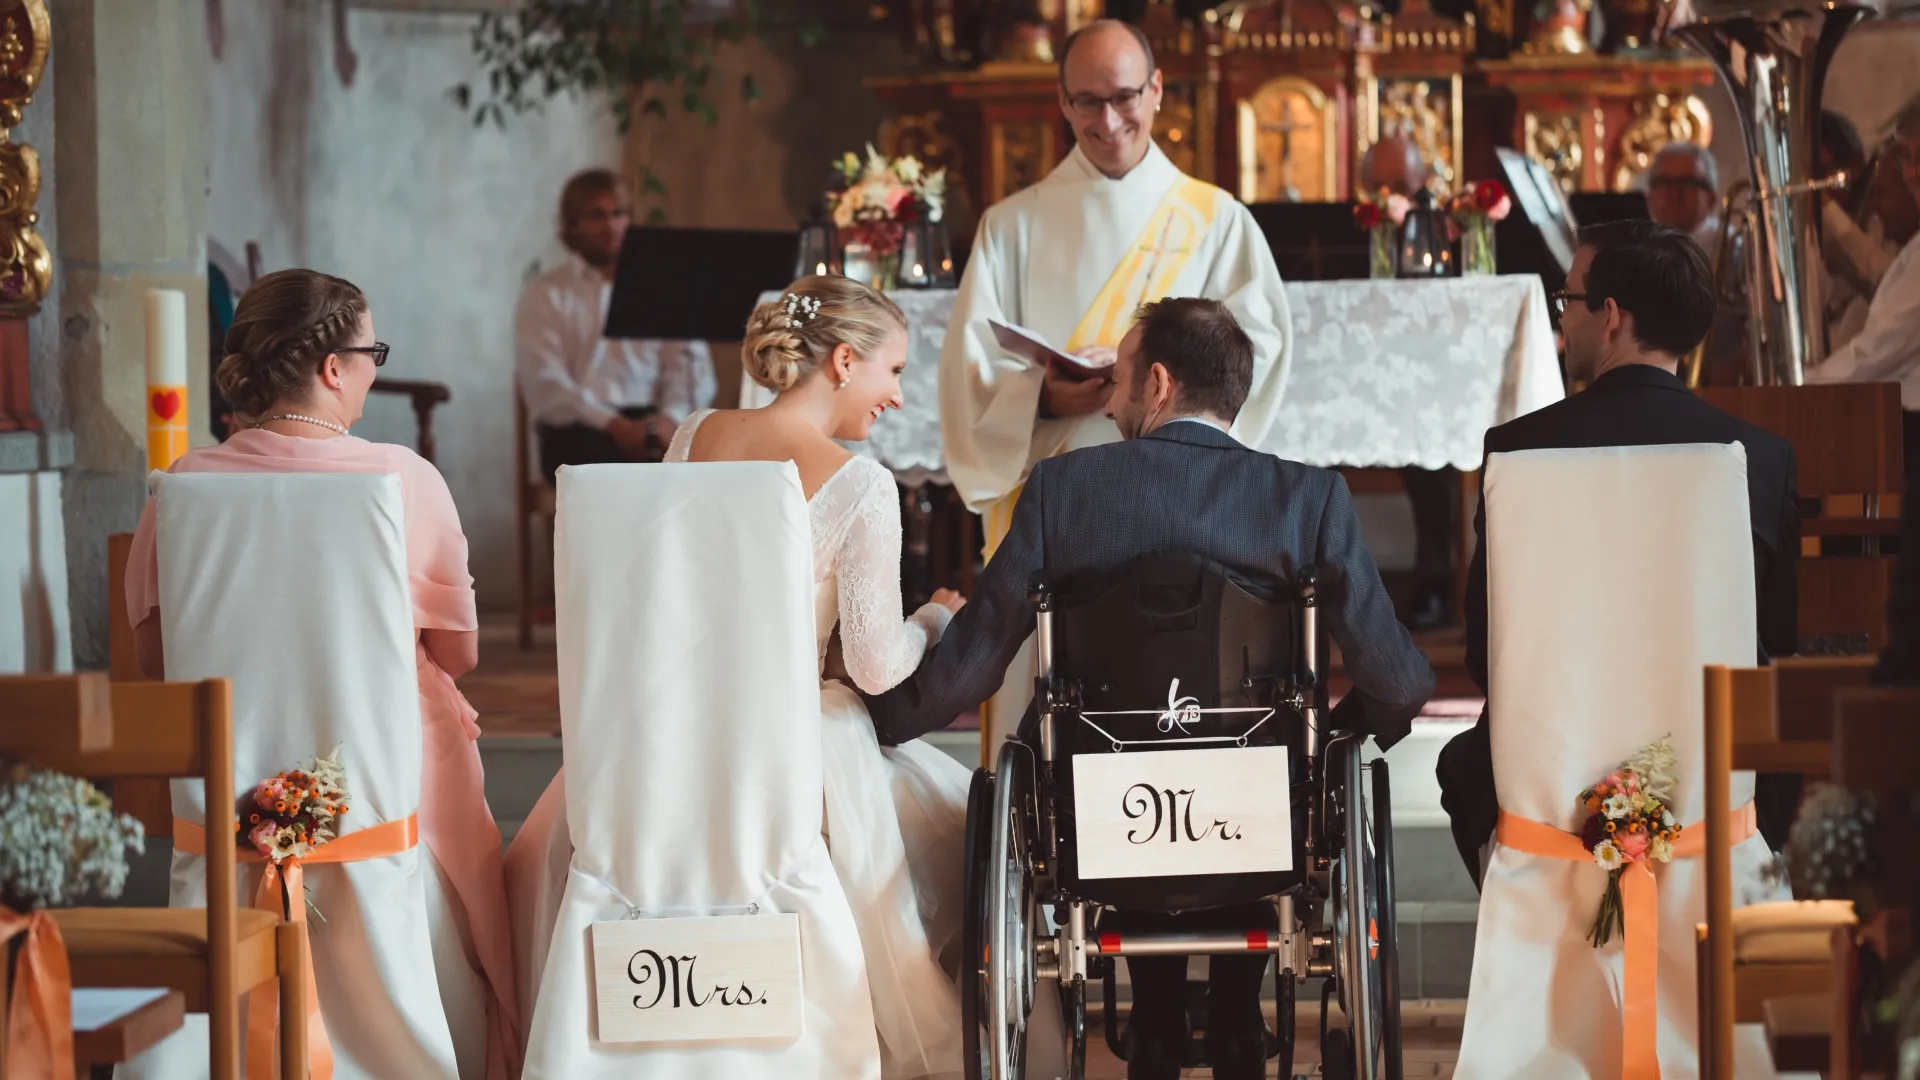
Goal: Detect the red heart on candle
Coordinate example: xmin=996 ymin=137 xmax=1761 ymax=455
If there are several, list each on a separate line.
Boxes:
xmin=150 ymin=389 xmax=182 ymax=421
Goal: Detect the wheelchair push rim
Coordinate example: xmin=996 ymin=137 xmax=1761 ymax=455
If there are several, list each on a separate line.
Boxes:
xmin=987 ymin=740 xmax=1039 ymax=1080
xmin=1330 ymin=734 xmax=1403 ymax=1080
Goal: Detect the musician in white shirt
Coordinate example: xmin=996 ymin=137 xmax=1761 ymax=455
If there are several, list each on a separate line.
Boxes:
xmin=515 ymin=169 xmax=716 ymax=481
xmin=1807 ymin=99 xmax=1920 ymax=480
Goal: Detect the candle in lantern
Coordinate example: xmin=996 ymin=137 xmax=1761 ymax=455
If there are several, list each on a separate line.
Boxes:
xmin=145 ymin=288 xmax=189 ymax=471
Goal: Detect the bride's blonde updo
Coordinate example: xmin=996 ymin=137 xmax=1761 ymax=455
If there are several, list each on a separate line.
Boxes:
xmin=742 ymin=275 xmax=907 ymax=392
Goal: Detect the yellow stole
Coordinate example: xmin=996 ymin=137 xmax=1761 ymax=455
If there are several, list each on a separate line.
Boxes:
xmin=980 ymin=175 xmax=1221 ymax=559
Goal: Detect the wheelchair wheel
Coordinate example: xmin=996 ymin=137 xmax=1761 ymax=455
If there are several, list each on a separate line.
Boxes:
xmin=1370 ymin=760 xmax=1405 ymax=1080
xmin=1330 ymin=735 xmax=1401 ymax=1080
xmin=962 ymin=768 xmax=995 ymax=1079
xmin=1060 ymin=976 xmax=1086 ymax=1080
xmin=986 ymin=741 xmax=1039 ymax=1080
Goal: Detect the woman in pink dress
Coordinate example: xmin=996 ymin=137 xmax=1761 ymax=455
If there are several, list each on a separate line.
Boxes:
xmin=124 ymin=268 xmax=520 ymax=1080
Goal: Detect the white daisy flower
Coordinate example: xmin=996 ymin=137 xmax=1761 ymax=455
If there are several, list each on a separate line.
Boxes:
xmin=1650 ymin=836 xmax=1674 ymax=863
xmin=1603 ymin=793 xmax=1632 ymax=818
xmin=1593 ymin=841 xmax=1624 ymax=871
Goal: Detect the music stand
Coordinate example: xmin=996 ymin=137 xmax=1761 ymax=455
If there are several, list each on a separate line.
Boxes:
xmin=1247 ymin=202 xmax=1372 ymax=281
xmin=1497 ymin=147 xmax=1580 ymax=276
xmin=604 ymin=226 xmax=798 ymax=340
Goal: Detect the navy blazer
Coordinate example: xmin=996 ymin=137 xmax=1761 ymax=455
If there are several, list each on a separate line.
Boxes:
xmin=864 ymin=420 xmax=1436 ymax=747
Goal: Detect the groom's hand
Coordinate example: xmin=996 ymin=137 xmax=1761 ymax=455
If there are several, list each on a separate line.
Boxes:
xmin=932 ymin=588 xmax=966 ymax=614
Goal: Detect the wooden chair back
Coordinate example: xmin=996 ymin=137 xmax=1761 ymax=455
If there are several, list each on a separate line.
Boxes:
xmin=1701 ymin=384 xmax=1904 ymax=651
xmin=107 ymin=531 xmax=173 ymax=838
xmin=515 ymin=389 xmax=556 ymax=650
xmin=7 ymin=678 xmax=242 ymax=1080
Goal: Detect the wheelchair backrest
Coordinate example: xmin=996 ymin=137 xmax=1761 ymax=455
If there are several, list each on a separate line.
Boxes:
xmin=1048 ymin=550 xmax=1306 ymax=757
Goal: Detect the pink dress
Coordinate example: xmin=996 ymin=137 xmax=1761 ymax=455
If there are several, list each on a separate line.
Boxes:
xmin=124 ymin=428 xmax=521 ymax=1080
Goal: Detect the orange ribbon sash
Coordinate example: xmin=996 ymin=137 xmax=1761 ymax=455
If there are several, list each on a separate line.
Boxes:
xmin=1496 ymin=802 xmax=1756 ymax=1080
xmin=176 ymin=813 xmax=419 ymax=1080
xmin=0 ymin=906 xmax=72 ymax=1080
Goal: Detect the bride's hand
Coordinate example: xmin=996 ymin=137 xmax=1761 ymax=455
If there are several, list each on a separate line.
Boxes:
xmin=931 ymin=588 xmax=966 ymax=614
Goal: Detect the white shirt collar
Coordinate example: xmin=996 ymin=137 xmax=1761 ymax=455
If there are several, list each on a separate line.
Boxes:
xmin=1161 ymin=415 xmax=1228 ymax=433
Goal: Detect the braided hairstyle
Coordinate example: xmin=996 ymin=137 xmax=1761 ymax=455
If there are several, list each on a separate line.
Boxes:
xmin=215 ymin=269 xmax=369 ymax=418
xmin=741 ymin=275 xmax=906 ymax=392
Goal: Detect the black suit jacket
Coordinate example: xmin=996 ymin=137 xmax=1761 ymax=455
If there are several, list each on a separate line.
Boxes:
xmin=865 ymin=421 xmax=1437 ymax=747
xmin=1437 ymin=364 xmax=1802 ymax=880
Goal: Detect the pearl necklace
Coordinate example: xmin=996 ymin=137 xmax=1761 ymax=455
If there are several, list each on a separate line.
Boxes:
xmin=259 ymin=413 xmax=348 ymax=436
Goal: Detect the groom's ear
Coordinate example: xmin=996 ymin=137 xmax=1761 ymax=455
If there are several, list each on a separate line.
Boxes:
xmin=1148 ymin=361 xmax=1177 ymax=409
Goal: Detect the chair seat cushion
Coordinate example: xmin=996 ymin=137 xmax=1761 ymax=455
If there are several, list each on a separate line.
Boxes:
xmin=54 ymin=907 xmax=280 ymax=957
xmin=1732 ymin=900 xmax=1856 ymax=963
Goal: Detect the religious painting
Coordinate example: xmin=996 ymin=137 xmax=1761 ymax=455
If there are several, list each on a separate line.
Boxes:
xmin=1364 ymin=76 xmax=1463 ymax=194
xmin=1235 ymin=77 xmax=1337 ymax=204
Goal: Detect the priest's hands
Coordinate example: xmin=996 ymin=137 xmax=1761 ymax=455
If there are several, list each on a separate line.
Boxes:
xmin=1040 ymin=361 xmax=1116 ymax=418
xmin=606 ymin=416 xmax=654 ymax=455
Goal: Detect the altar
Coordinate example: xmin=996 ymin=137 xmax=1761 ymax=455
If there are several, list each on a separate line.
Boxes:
xmin=741 ymin=274 xmax=1564 ymax=483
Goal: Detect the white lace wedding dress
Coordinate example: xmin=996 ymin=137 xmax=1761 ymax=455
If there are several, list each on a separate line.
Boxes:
xmin=666 ymin=410 xmax=970 ymax=1080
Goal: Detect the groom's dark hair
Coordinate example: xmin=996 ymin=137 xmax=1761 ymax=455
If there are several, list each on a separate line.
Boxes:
xmin=1130 ymin=297 xmax=1254 ymax=420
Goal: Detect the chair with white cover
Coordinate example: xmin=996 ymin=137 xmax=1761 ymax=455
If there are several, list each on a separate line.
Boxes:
xmin=1455 ymin=444 xmax=1784 ymax=1080
xmin=519 ymin=461 xmax=879 ymax=1079
xmin=121 ymin=472 xmax=486 ymax=1080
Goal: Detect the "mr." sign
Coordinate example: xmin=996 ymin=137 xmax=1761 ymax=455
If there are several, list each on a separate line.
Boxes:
xmin=1071 ymin=745 xmax=1294 ymax=880
xmin=590 ymin=913 xmax=803 ymax=1045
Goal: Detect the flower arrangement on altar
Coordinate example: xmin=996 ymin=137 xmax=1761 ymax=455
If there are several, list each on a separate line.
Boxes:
xmin=1577 ymin=736 xmax=1681 ymax=947
xmin=827 ymin=145 xmax=947 ymax=290
xmin=236 ymin=746 xmax=350 ymax=867
xmin=1446 ymin=179 xmax=1513 ymax=275
xmin=1354 ymin=189 xmax=1414 ymax=279
xmin=0 ymin=759 xmax=146 ymax=912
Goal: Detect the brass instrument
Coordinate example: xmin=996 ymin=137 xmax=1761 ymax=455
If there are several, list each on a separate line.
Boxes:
xmin=1683 ymin=179 xmax=1750 ymax=389
xmin=1667 ymin=0 xmax=1882 ymax=386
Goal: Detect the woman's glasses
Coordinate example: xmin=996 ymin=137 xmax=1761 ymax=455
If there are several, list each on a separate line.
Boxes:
xmin=336 ymin=343 xmax=390 ymax=367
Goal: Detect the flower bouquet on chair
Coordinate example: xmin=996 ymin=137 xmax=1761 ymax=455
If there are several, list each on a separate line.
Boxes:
xmin=826 ymin=144 xmax=947 ymax=291
xmin=1576 ymin=735 xmax=1680 ymax=946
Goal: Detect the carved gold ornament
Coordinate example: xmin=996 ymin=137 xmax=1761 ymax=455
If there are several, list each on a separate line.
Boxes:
xmin=0 ymin=0 xmax=49 ymax=316
xmin=1611 ymin=93 xmax=1713 ymax=192
xmin=1526 ymin=110 xmax=1585 ymax=192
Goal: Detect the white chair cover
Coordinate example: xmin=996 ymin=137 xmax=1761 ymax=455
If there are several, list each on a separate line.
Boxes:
xmin=1456 ymin=444 xmax=1781 ymax=1079
xmin=120 ymin=472 xmax=477 ymax=1080
xmin=520 ymin=462 xmax=879 ymax=1079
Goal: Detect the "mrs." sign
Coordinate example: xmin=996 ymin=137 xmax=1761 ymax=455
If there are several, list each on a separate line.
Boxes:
xmin=1071 ymin=746 xmax=1294 ymax=880
xmin=590 ymin=914 xmax=803 ymax=1045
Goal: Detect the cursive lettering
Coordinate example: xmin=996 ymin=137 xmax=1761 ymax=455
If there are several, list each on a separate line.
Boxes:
xmin=1121 ymin=784 xmax=1242 ymax=844
xmin=628 ymin=950 xmax=771 ymax=1010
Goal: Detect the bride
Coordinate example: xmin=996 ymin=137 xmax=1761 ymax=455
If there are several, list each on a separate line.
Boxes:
xmin=505 ymin=275 xmax=970 ymax=1080
xmin=669 ymin=276 xmax=970 ymax=1080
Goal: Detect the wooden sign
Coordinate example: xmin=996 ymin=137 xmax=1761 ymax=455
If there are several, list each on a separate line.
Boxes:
xmin=1072 ymin=746 xmax=1294 ymax=880
xmin=590 ymin=914 xmax=804 ymax=1045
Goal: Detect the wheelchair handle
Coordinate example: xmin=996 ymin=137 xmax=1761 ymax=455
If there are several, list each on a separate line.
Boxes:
xmin=1027 ymin=573 xmax=1055 ymax=612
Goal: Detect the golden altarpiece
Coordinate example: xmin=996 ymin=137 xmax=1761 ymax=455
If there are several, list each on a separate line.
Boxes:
xmin=868 ymin=0 xmax=1716 ymax=239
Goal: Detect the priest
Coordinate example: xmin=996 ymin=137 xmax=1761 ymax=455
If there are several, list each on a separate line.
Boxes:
xmin=942 ymin=17 xmax=1293 ymax=747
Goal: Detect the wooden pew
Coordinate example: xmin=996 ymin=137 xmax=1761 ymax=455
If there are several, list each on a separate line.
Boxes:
xmin=1702 ymin=384 xmax=1904 ymax=652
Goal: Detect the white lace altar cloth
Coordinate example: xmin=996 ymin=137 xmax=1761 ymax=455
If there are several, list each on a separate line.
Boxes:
xmin=737 ymin=276 xmax=1563 ymax=481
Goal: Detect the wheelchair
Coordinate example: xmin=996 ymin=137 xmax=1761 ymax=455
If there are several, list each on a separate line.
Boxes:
xmin=960 ymin=551 xmax=1403 ymax=1080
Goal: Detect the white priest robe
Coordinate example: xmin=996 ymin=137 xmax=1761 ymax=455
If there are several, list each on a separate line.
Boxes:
xmin=940 ymin=141 xmax=1294 ymax=753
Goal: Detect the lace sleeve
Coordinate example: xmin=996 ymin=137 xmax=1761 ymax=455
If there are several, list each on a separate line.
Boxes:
xmin=836 ymin=462 xmax=952 ymax=695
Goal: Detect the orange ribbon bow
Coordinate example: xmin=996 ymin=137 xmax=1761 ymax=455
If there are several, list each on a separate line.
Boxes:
xmin=1496 ymin=802 xmax=1755 ymax=1080
xmin=176 ymin=813 xmax=419 ymax=1080
xmin=0 ymin=906 xmax=72 ymax=1080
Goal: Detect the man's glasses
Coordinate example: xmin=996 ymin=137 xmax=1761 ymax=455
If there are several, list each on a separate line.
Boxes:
xmin=1065 ymin=80 xmax=1151 ymax=117
xmin=336 ymin=343 xmax=390 ymax=367
xmin=1548 ymin=291 xmax=1590 ymax=316
xmin=1648 ymin=175 xmax=1715 ymax=195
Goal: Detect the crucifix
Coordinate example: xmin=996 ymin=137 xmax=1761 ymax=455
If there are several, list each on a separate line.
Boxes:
xmin=1260 ymin=98 xmax=1308 ymax=202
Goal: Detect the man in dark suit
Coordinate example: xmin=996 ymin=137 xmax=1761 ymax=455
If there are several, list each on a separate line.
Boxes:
xmin=865 ymin=297 xmax=1434 ymax=1080
xmin=1436 ymin=219 xmax=1802 ymax=887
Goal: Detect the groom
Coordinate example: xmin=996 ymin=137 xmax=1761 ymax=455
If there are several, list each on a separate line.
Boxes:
xmin=865 ymin=298 xmax=1433 ymax=1080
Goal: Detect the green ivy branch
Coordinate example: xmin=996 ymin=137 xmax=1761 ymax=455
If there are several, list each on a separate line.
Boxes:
xmin=452 ymin=0 xmax=821 ymax=221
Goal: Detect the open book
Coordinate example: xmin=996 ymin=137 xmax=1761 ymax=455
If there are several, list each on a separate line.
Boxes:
xmin=989 ymin=320 xmax=1116 ymax=381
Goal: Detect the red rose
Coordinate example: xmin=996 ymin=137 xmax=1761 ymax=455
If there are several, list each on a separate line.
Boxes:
xmin=1354 ymin=202 xmax=1383 ymax=230
xmin=1475 ymin=179 xmax=1509 ymax=213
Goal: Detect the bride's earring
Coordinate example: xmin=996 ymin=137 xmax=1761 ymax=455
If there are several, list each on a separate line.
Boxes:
xmin=837 ymin=374 xmax=850 ymax=390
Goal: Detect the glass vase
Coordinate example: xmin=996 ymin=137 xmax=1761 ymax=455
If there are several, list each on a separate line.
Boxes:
xmin=872 ymin=251 xmax=901 ymax=292
xmin=1462 ymin=216 xmax=1496 ymax=275
xmin=1369 ymin=226 xmax=1395 ymax=280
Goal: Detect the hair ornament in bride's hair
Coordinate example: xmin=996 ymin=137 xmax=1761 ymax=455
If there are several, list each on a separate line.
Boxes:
xmin=782 ymin=292 xmax=822 ymax=329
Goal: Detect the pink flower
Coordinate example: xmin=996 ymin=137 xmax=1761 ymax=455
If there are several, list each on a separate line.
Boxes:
xmin=1605 ymin=771 xmax=1628 ymax=790
xmin=248 ymin=820 xmax=279 ymax=856
xmin=1615 ymin=830 xmax=1650 ymax=862
xmin=1386 ymin=194 xmax=1412 ymax=226
xmin=1486 ymin=195 xmax=1512 ymax=222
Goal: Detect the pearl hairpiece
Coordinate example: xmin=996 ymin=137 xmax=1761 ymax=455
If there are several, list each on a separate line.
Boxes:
xmin=782 ymin=292 xmax=822 ymax=329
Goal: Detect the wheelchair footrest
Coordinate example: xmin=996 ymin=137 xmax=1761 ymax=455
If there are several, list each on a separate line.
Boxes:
xmin=1091 ymin=929 xmax=1281 ymax=957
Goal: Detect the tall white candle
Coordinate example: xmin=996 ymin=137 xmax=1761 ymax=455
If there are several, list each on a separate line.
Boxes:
xmin=145 ymin=289 xmax=187 ymax=387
